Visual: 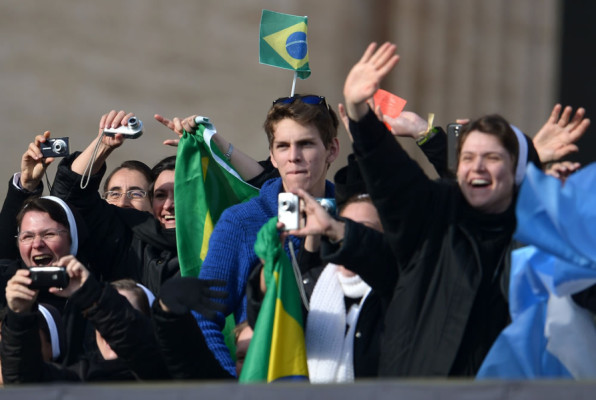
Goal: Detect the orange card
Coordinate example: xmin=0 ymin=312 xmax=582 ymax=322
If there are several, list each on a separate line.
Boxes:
xmin=373 ymin=89 xmax=407 ymax=130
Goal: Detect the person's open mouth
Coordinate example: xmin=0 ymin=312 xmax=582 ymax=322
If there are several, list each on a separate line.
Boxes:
xmin=32 ymin=254 xmax=53 ymax=266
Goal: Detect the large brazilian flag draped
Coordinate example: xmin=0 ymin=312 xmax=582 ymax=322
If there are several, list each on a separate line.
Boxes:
xmin=175 ymin=116 xmax=259 ymax=278
xmin=239 ymin=217 xmax=309 ymax=382
xmin=175 ymin=117 xmax=259 ymax=359
xmin=259 ymin=9 xmax=311 ymax=79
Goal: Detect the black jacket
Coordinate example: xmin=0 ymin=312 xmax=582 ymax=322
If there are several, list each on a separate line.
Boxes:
xmin=151 ymin=303 xmax=233 ymax=380
xmin=1 ymin=275 xmax=168 ymax=383
xmin=344 ymin=109 xmax=516 ymax=377
xmin=0 ymin=176 xmax=92 ymax=366
xmin=51 ymin=154 xmax=179 ymax=296
xmin=0 ymin=306 xmax=135 ymax=383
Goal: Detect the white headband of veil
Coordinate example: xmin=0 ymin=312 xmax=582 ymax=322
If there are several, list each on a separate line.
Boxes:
xmin=41 ymin=196 xmax=78 ymax=256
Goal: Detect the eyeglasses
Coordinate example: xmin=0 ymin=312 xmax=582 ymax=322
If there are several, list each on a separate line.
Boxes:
xmin=102 ymin=190 xmax=148 ymax=202
xmin=16 ymin=229 xmax=69 ymax=244
xmin=273 ymin=94 xmax=328 ymax=110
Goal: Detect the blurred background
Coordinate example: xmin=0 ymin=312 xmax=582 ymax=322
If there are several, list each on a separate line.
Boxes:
xmin=0 ymin=0 xmax=593 ymax=201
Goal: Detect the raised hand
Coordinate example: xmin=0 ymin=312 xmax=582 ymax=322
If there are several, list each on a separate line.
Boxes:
xmin=383 ymin=111 xmax=429 ymax=139
xmin=21 ymin=131 xmax=54 ymax=192
xmin=533 ymin=104 xmax=591 ymax=163
xmin=544 ymin=160 xmax=581 ymax=184
xmin=98 ymin=110 xmax=136 ymax=150
xmin=343 ymin=42 xmax=400 ymax=121
xmin=154 ymin=114 xmax=199 ymax=147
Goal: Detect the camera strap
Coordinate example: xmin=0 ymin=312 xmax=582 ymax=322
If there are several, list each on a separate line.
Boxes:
xmin=80 ymin=132 xmax=106 ymax=189
xmin=288 ymin=240 xmax=310 ymax=312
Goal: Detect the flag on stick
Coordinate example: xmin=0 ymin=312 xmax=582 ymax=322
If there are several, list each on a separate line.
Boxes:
xmin=239 ymin=217 xmax=309 ymax=382
xmin=259 ymin=9 xmax=311 ymax=79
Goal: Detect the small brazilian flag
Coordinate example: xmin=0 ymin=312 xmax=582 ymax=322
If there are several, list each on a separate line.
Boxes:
xmin=259 ymin=9 xmax=311 ymax=79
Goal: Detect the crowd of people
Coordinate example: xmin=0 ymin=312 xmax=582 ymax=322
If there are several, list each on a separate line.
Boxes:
xmin=0 ymin=41 xmax=593 ymax=384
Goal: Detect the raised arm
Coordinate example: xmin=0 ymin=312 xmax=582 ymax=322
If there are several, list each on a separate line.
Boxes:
xmin=154 ymin=113 xmax=265 ymax=181
xmin=70 ymin=110 xmax=135 ymax=176
xmin=343 ymin=42 xmax=400 ymax=122
xmin=0 ymin=132 xmax=53 ymax=259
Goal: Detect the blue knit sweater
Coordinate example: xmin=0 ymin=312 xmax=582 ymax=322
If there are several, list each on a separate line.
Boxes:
xmin=196 ymin=177 xmax=334 ymax=376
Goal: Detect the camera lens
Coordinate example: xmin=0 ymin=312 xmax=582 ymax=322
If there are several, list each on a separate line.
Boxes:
xmin=52 ymin=139 xmax=67 ymax=154
xmin=280 ymin=200 xmax=294 ymax=212
xmin=128 ymin=117 xmax=139 ymax=130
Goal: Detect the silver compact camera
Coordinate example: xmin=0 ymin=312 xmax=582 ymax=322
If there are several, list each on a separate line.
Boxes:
xmin=40 ymin=137 xmax=70 ymax=158
xmin=103 ymin=116 xmax=144 ymax=139
xmin=278 ymin=192 xmax=300 ymax=231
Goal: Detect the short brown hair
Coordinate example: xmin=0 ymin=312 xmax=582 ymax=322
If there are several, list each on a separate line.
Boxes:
xmin=263 ymin=95 xmax=339 ymax=149
xmin=457 ymin=114 xmax=519 ymax=173
xmin=110 ymin=279 xmax=151 ymax=316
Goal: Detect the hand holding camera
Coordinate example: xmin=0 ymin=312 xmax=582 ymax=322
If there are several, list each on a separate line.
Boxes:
xmin=5 ymin=269 xmax=39 ymax=313
xmin=46 ymin=255 xmax=90 ymax=298
xmin=20 ymin=131 xmax=62 ymax=192
xmin=95 ymin=111 xmax=141 ymax=154
xmin=278 ymin=190 xmax=343 ymax=242
xmin=103 ymin=115 xmax=143 ymax=139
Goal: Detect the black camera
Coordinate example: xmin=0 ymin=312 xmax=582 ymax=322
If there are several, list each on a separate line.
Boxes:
xmin=40 ymin=137 xmax=70 ymax=158
xmin=28 ymin=266 xmax=70 ymax=290
xmin=446 ymin=123 xmax=463 ymax=173
xmin=103 ymin=117 xmax=144 ymax=139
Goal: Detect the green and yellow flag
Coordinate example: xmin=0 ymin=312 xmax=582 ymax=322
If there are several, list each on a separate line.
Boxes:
xmin=175 ymin=117 xmax=259 ymax=360
xmin=239 ymin=217 xmax=309 ymax=383
xmin=175 ymin=116 xmax=259 ymax=279
xmin=259 ymin=9 xmax=311 ymax=79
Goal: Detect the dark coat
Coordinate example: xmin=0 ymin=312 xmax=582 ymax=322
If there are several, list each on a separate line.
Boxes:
xmin=0 ymin=176 xmax=91 ymax=366
xmin=1 ymin=275 xmax=168 ymax=383
xmin=345 ymin=109 xmax=516 ymax=377
xmin=51 ymin=153 xmax=179 ymax=296
xmin=151 ymin=303 xmax=233 ymax=380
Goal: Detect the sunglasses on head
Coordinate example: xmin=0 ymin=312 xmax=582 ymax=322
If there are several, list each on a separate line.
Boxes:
xmin=273 ymin=94 xmax=328 ymax=109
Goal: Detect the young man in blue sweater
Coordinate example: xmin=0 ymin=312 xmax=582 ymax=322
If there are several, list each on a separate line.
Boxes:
xmin=197 ymin=95 xmax=340 ymax=376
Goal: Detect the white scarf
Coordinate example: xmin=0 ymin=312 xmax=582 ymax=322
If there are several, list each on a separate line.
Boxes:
xmin=306 ymin=263 xmax=371 ymax=383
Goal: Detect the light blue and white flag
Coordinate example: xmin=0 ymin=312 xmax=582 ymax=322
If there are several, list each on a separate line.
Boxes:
xmin=478 ymin=163 xmax=596 ymax=379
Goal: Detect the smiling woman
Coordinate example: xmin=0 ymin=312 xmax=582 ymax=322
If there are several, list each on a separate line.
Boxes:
xmin=150 ymin=156 xmax=176 ymax=229
xmin=16 ymin=197 xmax=75 ymax=267
xmin=340 ymin=42 xmax=521 ymax=377
xmin=0 ymin=195 xmax=83 ymax=320
xmin=456 ymin=115 xmax=518 ymax=214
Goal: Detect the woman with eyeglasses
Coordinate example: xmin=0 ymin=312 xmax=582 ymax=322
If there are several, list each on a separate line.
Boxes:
xmin=0 ymin=131 xmax=98 ymax=365
xmin=101 ymin=160 xmax=153 ymax=213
